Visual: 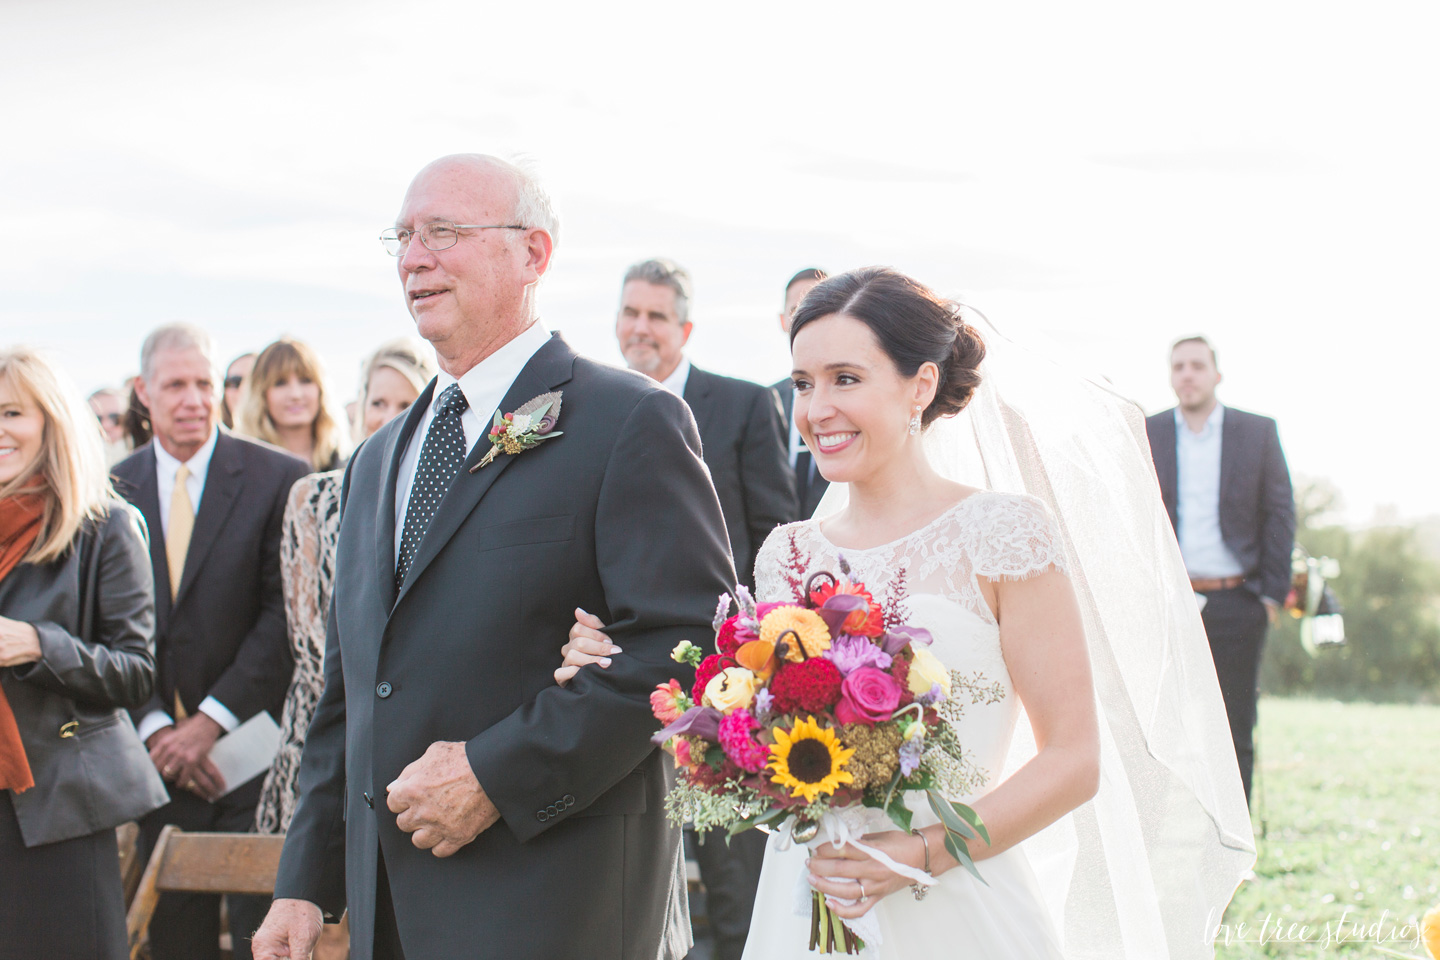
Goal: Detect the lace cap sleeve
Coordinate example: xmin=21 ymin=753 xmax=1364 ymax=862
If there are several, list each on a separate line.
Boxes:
xmin=969 ymin=493 xmax=1069 ymax=582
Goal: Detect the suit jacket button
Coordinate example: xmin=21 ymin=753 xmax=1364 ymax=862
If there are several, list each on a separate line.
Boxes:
xmin=376 ymin=682 xmax=392 ymax=698
xmin=562 ymin=794 xmax=575 ymax=807
xmin=546 ymin=804 xmax=559 ymax=817
xmin=536 ymin=810 xmax=549 ymax=822
xmin=363 ymin=792 xmax=374 ymax=809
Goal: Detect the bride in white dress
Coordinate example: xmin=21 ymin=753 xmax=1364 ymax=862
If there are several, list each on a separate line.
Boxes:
xmin=559 ymin=267 xmax=1254 ymax=959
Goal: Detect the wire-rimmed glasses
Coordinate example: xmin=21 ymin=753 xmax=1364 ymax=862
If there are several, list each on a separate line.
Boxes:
xmin=380 ymin=220 xmax=525 ymax=256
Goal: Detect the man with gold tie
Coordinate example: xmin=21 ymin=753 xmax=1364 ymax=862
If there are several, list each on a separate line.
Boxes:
xmin=113 ymin=323 xmax=309 ymax=960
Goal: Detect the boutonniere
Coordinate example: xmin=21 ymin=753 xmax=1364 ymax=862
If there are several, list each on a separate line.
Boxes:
xmin=471 ymin=391 xmax=565 ymax=471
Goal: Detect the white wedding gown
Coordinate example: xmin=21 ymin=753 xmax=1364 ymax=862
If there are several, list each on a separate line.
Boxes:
xmin=744 ymin=491 xmax=1069 ymax=959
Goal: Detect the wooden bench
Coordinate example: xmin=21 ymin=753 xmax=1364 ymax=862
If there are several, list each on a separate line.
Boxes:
xmin=126 ymin=826 xmax=286 ymax=960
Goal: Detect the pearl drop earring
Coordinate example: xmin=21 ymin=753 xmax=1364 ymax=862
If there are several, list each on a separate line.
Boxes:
xmin=909 ymin=405 xmax=922 ymax=436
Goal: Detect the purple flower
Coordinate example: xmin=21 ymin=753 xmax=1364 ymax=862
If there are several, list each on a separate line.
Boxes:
xmin=824 ymin=634 xmax=893 ymax=676
xmin=753 ymin=688 xmax=774 ymax=719
xmin=536 ymin=413 xmax=558 ymax=434
xmin=881 ymin=625 xmax=934 ymax=657
xmin=917 ymin=683 xmax=946 ymax=707
xmin=899 ymin=736 xmax=924 ymax=777
xmin=652 ymin=706 xmax=723 ymax=745
xmin=815 ymin=593 xmax=868 ymax=638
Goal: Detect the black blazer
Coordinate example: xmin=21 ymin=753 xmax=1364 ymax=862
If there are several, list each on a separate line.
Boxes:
xmin=274 ymin=335 xmax=734 ymax=960
xmin=1146 ymin=405 xmax=1295 ymax=604
xmin=683 ymin=365 xmax=795 ymax=586
xmin=772 ymin=377 xmax=830 ymax=519
xmin=113 ymin=431 xmax=309 ymax=727
xmin=2 ymin=502 xmax=168 ymax=846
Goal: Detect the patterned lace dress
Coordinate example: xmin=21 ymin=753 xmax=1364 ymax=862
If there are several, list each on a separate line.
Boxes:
xmin=255 ymin=471 xmax=342 ymax=834
xmin=743 ymin=491 xmax=1071 ymax=960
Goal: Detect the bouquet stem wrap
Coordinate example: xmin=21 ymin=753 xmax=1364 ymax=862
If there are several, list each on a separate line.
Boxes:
xmin=780 ymin=805 xmax=938 ymax=953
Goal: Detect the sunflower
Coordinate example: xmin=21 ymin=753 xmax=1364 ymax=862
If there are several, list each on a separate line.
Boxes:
xmin=768 ymin=716 xmax=855 ymax=803
xmin=759 ymin=606 xmax=832 ymax=662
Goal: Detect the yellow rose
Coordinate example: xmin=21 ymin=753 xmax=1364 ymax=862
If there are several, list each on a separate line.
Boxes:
xmin=907 ymin=648 xmax=952 ymax=697
xmin=704 ymin=667 xmax=759 ymax=712
xmin=1422 ymin=902 xmax=1440 ymax=960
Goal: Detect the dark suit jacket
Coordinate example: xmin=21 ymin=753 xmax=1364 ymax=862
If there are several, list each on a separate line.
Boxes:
xmin=1146 ymin=405 xmax=1295 ymax=604
xmin=772 ymin=378 xmax=830 ymax=519
xmin=683 ymin=365 xmax=794 ymax=587
xmin=113 ymin=431 xmax=309 ymax=730
xmin=274 ymin=335 xmax=735 ymax=960
xmin=3 ymin=502 xmax=168 ymax=846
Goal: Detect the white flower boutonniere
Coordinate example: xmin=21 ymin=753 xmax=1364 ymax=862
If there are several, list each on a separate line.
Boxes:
xmin=471 ymin=390 xmax=565 ymax=472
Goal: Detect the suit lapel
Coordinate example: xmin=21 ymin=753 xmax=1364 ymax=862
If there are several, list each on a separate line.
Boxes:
xmin=173 ymin=434 xmax=243 ymax=609
xmin=124 ymin=445 xmax=172 ymax=625
xmin=682 ymin=365 xmax=715 ymax=436
xmin=1218 ymin=406 xmax=1240 ymax=510
xmin=1153 ymin=410 xmax=1179 ymax=528
xmin=375 ymin=380 xmax=435 ymax=611
xmin=391 ymin=336 xmax=577 ymax=613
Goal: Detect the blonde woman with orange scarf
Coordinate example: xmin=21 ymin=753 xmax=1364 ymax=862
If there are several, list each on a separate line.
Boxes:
xmin=0 ymin=348 xmax=166 ymax=960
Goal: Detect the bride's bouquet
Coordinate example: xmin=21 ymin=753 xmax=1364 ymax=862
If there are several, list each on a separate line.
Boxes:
xmin=651 ymin=562 xmax=987 ymax=955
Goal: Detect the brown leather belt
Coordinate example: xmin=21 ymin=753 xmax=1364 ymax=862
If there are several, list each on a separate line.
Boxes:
xmin=1190 ymin=576 xmax=1245 ymax=593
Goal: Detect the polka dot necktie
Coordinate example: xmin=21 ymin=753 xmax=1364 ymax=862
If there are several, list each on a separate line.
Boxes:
xmin=396 ymin=383 xmax=470 ymax=589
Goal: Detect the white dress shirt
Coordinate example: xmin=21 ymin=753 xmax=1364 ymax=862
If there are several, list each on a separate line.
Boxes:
xmin=658 ymin=355 xmax=692 ymax=398
xmin=137 ymin=428 xmax=242 ymax=742
xmin=1175 ymin=404 xmax=1245 ymax=578
xmin=394 ymin=320 xmax=552 ymax=563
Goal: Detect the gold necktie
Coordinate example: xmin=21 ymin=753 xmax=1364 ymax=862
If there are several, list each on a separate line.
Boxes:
xmin=167 ymin=464 xmax=194 ymax=600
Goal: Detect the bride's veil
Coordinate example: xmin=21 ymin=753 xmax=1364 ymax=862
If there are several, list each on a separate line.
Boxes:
xmin=813 ymin=308 xmax=1255 ymax=959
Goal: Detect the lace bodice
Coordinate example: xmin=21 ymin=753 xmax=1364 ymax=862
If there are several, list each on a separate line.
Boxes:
xmin=753 ymin=491 xmax=1067 ymax=799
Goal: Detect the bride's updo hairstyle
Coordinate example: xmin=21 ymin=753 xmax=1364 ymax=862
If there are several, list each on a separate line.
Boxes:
xmin=789 ymin=267 xmax=985 ymax=426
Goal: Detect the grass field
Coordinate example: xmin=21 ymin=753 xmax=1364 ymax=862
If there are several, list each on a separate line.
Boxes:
xmin=1215 ymin=697 xmax=1440 ymax=958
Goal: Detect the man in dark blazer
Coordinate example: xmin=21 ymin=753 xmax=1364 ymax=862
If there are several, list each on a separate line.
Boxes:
xmin=255 ymin=156 xmax=734 ymax=960
xmin=771 ymin=267 xmax=829 ymax=519
xmin=616 ymin=258 xmax=795 ymax=589
xmin=1146 ymin=335 xmax=1294 ymax=806
xmin=614 ymin=257 xmax=792 ymax=960
xmin=114 ymin=323 xmax=309 ymax=960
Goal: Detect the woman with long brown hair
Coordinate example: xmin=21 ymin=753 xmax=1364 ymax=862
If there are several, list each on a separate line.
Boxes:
xmin=236 ymin=338 xmax=349 ymax=471
xmin=0 ymin=347 xmax=166 ymax=960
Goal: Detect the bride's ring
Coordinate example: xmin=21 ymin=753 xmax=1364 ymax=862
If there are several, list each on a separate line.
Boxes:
xmin=856 ymin=879 xmax=867 ymax=900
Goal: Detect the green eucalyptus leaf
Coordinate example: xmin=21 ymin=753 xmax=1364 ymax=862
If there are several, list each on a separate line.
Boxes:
xmin=942 ymin=832 xmax=986 ymax=884
xmin=951 ymin=800 xmax=990 ymax=846
xmin=926 ymin=790 xmax=976 ymax=840
xmin=492 ymin=410 xmax=506 ymax=429
xmin=885 ymin=793 xmax=913 ymax=833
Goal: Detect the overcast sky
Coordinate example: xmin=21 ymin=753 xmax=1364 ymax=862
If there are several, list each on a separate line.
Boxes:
xmin=2 ymin=0 xmax=1435 ymax=522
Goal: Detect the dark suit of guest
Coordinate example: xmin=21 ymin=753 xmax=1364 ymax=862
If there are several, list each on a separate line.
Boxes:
xmin=1147 ymin=404 xmax=1294 ymax=804
xmin=274 ymin=333 xmax=734 ymax=960
xmin=113 ymin=430 xmax=309 ymax=960
xmin=773 ymin=378 xmax=829 ymax=519
xmin=683 ymin=365 xmax=794 ymax=587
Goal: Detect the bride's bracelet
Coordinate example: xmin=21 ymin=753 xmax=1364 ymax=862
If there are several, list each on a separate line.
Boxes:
xmin=910 ymin=828 xmax=931 ymax=901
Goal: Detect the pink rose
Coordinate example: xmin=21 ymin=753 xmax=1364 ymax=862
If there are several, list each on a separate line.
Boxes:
xmin=834 ymin=666 xmax=902 ymax=726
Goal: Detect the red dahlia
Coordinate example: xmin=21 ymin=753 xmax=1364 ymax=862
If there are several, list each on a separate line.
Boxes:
xmin=716 ymin=617 xmax=742 ymax=656
xmin=769 ymin=658 xmax=843 ymax=715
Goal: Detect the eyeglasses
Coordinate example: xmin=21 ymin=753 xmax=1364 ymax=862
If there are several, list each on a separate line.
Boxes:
xmin=379 ymin=220 xmax=525 ymax=256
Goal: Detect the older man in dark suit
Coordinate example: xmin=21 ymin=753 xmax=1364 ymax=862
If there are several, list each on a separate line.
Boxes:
xmin=771 ymin=268 xmax=829 ymax=519
xmin=1146 ymin=335 xmax=1294 ymax=806
xmin=114 ymin=323 xmax=309 ymax=960
xmin=254 ymin=157 xmax=734 ymax=960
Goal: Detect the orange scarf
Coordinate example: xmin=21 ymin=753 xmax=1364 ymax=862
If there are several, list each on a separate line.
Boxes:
xmin=0 ymin=488 xmax=45 ymax=793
